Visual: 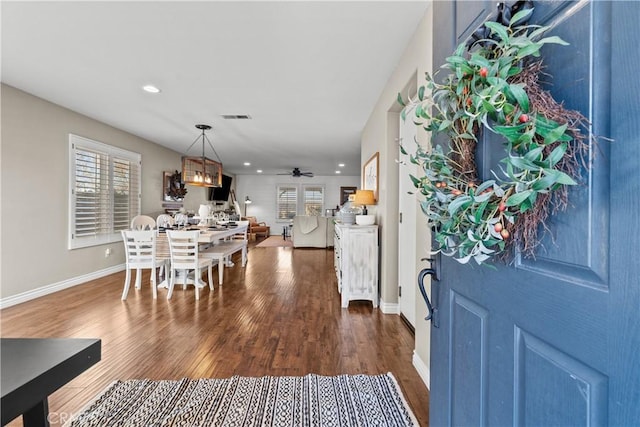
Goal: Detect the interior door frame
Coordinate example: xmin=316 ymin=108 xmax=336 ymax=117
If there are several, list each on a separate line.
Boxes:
xmin=398 ymin=103 xmax=418 ymax=329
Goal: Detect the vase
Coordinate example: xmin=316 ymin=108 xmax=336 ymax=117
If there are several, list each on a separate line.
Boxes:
xmin=198 ymin=204 xmax=210 ymax=226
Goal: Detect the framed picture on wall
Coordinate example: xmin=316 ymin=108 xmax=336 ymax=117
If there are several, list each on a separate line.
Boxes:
xmin=163 ymin=171 xmax=173 ymax=202
xmin=363 ymin=152 xmax=379 ymax=201
xmin=163 ymin=170 xmax=186 ymax=203
xmin=339 ymin=186 xmax=357 ymax=205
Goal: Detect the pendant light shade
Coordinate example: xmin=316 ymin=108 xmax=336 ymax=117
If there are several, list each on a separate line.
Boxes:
xmin=181 ymin=124 xmax=223 ymax=188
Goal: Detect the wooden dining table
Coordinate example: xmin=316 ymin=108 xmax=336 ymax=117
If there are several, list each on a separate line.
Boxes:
xmin=156 ymin=221 xmax=248 ymax=288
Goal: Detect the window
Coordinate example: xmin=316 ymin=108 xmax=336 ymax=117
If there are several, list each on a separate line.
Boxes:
xmin=303 ymin=185 xmax=324 ymax=215
xmin=69 ymin=134 xmax=141 ymax=249
xmin=276 ymin=185 xmax=297 ymax=221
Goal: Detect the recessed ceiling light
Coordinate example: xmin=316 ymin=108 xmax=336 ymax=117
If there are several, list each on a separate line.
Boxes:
xmin=257 ymin=169 xmax=263 ymax=173
xmin=338 ymin=163 xmax=345 ymax=167
xmin=335 ymin=170 xmax=341 ymax=174
xmin=244 ymin=162 xmax=251 ymax=166
xmin=142 ymin=85 xmax=161 ymax=93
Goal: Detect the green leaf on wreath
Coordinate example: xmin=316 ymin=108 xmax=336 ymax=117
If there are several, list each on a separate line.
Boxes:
xmin=509 ymin=7 xmax=534 ymax=26
xmin=447 ymin=55 xmax=468 ymax=65
xmin=469 ymin=53 xmax=491 ymax=69
xmin=485 ymin=21 xmax=510 ymax=43
xmin=506 ymin=190 xmax=533 ymax=207
xmin=448 ymin=195 xmax=472 ymax=216
xmin=507 ymin=84 xmax=529 ymax=113
xmin=474 ymin=199 xmax=490 ymax=223
xmin=508 ymin=156 xmax=540 ymax=172
xmin=531 ymin=172 xmax=556 ymax=191
xmin=397 ymin=93 xmax=405 ymax=107
xmin=547 ymin=142 xmax=568 ymax=166
xmin=507 ymin=66 xmax=522 ymax=77
xmin=543 ymin=123 xmax=569 ymax=145
xmin=517 ymin=43 xmax=543 ymax=59
xmin=537 ymin=36 xmax=569 ymax=46
xmin=550 ymin=170 xmax=578 ymax=185
xmin=524 ymin=146 xmax=544 ymax=162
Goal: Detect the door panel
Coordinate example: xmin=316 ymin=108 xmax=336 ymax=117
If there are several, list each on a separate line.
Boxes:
xmin=428 ymin=1 xmax=640 ymax=426
xmin=514 ymin=328 xmax=608 ymax=426
xmin=455 ymin=0 xmax=493 ymax=42
xmin=516 ymin=2 xmax=610 ymax=286
xmin=449 ymin=293 xmax=488 ymax=427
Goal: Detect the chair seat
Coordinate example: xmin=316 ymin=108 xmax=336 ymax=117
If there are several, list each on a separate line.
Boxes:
xmin=172 ymin=257 xmax=212 ymax=271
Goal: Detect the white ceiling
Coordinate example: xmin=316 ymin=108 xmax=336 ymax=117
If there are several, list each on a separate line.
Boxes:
xmin=2 ymin=1 xmax=429 ymax=177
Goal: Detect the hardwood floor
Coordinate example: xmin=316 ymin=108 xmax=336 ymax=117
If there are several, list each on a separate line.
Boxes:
xmin=1 ymin=244 xmax=429 ymax=426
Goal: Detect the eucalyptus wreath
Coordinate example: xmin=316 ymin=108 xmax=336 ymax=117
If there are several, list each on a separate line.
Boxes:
xmin=399 ymin=7 xmax=590 ymax=265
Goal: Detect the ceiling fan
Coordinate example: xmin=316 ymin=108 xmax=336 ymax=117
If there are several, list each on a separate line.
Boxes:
xmin=278 ymin=167 xmax=314 ymax=178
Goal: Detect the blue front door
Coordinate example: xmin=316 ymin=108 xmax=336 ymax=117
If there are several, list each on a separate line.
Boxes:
xmin=428 ymin=1 xmax=640 ymax=425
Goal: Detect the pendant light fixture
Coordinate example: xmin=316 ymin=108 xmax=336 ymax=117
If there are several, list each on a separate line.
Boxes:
xmin=181 ymin=124 xmax=223 ymax=187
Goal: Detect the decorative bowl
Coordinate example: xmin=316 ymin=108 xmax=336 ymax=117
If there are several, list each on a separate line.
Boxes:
xmin=356 ymin=215 xmax=375 ymax=225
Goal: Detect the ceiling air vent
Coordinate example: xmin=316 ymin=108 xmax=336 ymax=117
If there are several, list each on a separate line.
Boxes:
xmin=221 ymin=114 xmax=252 ymax=120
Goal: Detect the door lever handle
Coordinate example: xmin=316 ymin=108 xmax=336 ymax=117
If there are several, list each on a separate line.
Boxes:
xmin=418 ymin=257 xmax=439 ymax=327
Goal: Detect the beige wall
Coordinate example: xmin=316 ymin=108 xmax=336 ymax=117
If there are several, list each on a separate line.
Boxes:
xmin=360 ymin=7 xmax=434 ymax=376
xmin=0 ymin=84 xmax=207 ymax=300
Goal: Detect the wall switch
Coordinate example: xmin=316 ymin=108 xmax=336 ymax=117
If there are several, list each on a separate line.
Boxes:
xmin=105 ymin=248 xmax=112 ymax=257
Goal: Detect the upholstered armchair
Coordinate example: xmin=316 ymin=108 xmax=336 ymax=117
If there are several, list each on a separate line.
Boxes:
xmin=245 ymin=216 xmax=270 ymax=238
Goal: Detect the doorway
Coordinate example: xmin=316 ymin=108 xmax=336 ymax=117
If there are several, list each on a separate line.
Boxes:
xmin=398 ymin=104 xmax=418 ymax=328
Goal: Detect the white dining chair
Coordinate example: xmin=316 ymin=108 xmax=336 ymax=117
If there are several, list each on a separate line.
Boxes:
xmin=131 ymin=215 xmax=156 ymax=230
xmin=174 ymin=213 xmax=189 ymax=228
xmin=166 ymin=230 xmax=214 ymax=300
xmin=156 ymin=214 xmax=175 ymax=229
xmin=120 ymin=230 xmax=167 ymax=300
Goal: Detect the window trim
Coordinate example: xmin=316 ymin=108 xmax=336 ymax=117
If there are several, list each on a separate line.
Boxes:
xmin=302 ymin=184 xmax=325 ymax=216
xmin=68 ymin=134 xmax=141 ymax=249
xmin=275 ymin=184 xmax=298 ymax=223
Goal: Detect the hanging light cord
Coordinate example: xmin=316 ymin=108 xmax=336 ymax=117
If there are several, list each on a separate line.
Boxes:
xmin=184 ymin=127 xmax=223 ymax=164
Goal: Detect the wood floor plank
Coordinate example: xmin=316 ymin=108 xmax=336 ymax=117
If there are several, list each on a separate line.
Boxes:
xmin=1 ymin=244 xmax=429 ymax=426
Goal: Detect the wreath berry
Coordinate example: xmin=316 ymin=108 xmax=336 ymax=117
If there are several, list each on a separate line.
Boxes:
xmin=399 ymin=7 xmax=590 ymax=265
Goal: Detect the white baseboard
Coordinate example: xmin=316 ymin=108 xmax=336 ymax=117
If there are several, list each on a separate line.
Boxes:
xmin=412 ymin=350 xmax=430 ymax=390
xmin=379 ymin=299 xmax=400 ymax=314
xmin=0 ymin=264 xmax=125 ymax=309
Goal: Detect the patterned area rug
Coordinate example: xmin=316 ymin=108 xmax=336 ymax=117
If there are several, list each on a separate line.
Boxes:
xmin=65 ymin=373 xmax=418 ymax=426
xmin=256 ymin=235 xmax=293 ymax=248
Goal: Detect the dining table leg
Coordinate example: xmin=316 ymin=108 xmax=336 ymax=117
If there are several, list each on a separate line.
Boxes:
xmin=22 ymin=398 xmax=49 ymax=427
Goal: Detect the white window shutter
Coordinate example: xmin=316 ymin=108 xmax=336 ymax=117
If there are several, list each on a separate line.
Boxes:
xmin=277 ymin=186 xmax=297 ymax=220
xmin=69 ymin=135 xmax=141 ymax=249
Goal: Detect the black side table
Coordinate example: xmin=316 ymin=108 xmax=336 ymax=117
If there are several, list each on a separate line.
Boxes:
xmin=1 ymin=338 xmax=101 ymax=427
xmin=282 ymin=223 xmax=293 ymax=241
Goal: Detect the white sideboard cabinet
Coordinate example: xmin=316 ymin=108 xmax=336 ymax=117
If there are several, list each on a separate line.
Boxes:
xmin=334 ymin=223 xmax=379 ymax=308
